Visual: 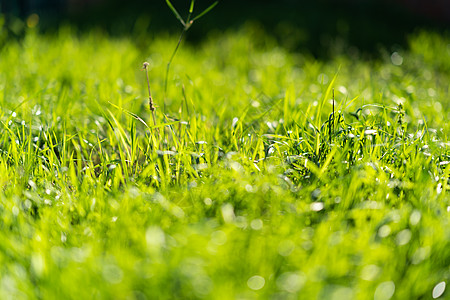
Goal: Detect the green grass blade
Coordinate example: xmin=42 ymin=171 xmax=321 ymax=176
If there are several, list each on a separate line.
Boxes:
xmin=191 ymin=1 xmax=219 ymax=22
xmin=189 ymin=0 xmax=195 ymax=14
xmin=165 ymin=0 xmax=186 ymax=27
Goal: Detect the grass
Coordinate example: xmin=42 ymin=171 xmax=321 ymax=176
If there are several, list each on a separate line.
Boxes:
xmin=0 ymin=20 xmax=449 ymax=299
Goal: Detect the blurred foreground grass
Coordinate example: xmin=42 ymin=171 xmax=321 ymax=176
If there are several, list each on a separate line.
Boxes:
xmin=0 ymin=23 xmax=450 ymax=299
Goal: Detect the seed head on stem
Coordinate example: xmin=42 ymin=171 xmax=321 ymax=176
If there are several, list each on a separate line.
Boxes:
xmin=142 ymin=62 xmax=158 ymax=128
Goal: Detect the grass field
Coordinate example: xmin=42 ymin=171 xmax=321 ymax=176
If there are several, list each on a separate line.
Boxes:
xmin=0 ymin=18 xmax=450 ymax=299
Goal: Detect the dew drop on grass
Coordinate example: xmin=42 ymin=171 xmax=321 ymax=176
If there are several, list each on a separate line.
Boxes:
xmin=374 ymin=281 xmax=395 ymax=300
xmin=310 ymin=202 xmax=324 ymax=212
xmin=302 ymin=240 xmax=313 ymax=251
xmin=210 ymin=230 xmax=227 ymax=246
xmin=364 ymin=129 xmax=377 ymax=135
xmin=277 ymin=240 xmax=295 ymax=257
xmin=317 ymin=73 xmax=329 ymax=84
xmin=204 ymin=198 xmax=212 ymax=206
xmin=390 ymin=211 xmax=401 ymax=223
xmin=145 ymin=226 xmax=166 ymax=249
xmin=409 ymin=210 xmax=421 ymax=226
xmin=192 ymin=275 xmax=213 ymax=296
xmin=406 ymin=85 xmax=415 ymax=94
xmin=432 ymin=282 xmax=446 ymax=298
xmin=188 ymin=181 xmax=197 ymax=188
xmin=245 ymin=184 xmax=254 ymax=193
xmin=232 ymin=117 xmax=239 ymax=128
xmin=247 ymin=275 xmax=265 ymax=290
xmin=250 ymin=219 xmax=263 ymax=230
xmin=235 ymin=216 xmax=247 ymax=228
xmin=338 ymin=85 xmax=348 ymax=94
xmin=28 ymin=180 xmax=37 ymax=189
xmin=221 ymin=204 xmax=235 ymax=223
xmin=12 ymin=206 xmax=19 ymax=216
xmin=328 ymin=231 xmax=343 ymax=246
xmin=360 ymin=264 xmax=380 ymax=281
xmin=276 ymin=272 xmax=305 ymax=293
xmin=102 ymin=264 xmax=123 ymax=284
xmin=428 ymin=88 xmax=437 ymax=97
xmin=1 ymin=275 xmax=16 ymax=293
xmin=24 ymin=200 xmax=32 ymax=210
xmin=61 ymin=232 xmax=67 ymax=243
xmin=31 ymin=253 xmax=45 ymax=277
xmin=391 ymin=52 xmax=403 ymax=66
xmin=251 ymin=100 xmax=260 ymax=108
xmin=125 ymin=85 xmax=133 ymax=93
xmin=437 ymin=183 xmax=443 ymax=194
xmin=396 ymin=229 xmax=411 ymax=246
xmin=327 ymin=286 xmax=354 ymax=300
xmin=230 ymin=162 xmax=243 ymax=172
xmin=378 ymin=225 xmax=391 ymax=238
xmin=412 ymin=246 xmax=430 ymax=265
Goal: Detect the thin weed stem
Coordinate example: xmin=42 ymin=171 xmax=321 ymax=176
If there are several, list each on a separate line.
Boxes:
xmin=164 ymin=28 xmax=187 ymax=108
xmin=332 ymin=88 xmax=335 ymax=138
xmin=163 ymin=0 xmax=218 ymax=109
xmin=143 ymin=62 xmax=160 ymax=137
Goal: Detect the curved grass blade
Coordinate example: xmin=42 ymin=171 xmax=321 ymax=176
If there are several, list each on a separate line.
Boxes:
xmin=150 ymin=120 xmax=181 ymax=129
xmin=108 ymin=101 xmax=150 ymax=129
xmin=192 ymin=1 xmax=219 ymax=22
xmin=189 ymin=0 xmax=195 ymax=14
xmin=165 ymin=0 xmax=186 ymax=27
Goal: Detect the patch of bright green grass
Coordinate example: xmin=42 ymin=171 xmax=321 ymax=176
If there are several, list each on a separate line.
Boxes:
xmin=0 ymin=24 xmax=449 ymax=299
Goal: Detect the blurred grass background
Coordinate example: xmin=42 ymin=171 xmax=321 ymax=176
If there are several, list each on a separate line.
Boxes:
xmin=2 ymin=0 xmax=449 ymax=58
xmin=0 ymin=1 xmax=450 ymax=299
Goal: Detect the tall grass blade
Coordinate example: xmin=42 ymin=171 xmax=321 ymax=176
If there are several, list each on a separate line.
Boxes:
xmin=165 ymin=0 xmax=186 ymax=27
xmin=192 ymin=1 xmax=219 ymax=22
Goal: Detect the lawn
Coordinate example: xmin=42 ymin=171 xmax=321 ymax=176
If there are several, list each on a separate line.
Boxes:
xmin=0 ymin=15 xmax=449 ymax=299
